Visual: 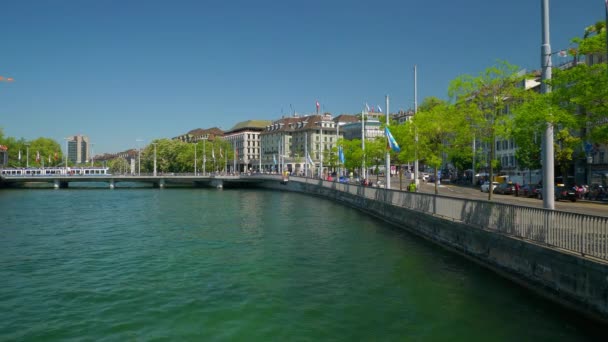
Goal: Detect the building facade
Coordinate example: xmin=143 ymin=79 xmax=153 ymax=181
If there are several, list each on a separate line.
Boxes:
xmin=67 ymin=135 xmax=90 ymax=164
xmin=223 ymin=120 xmax=272 ymax=172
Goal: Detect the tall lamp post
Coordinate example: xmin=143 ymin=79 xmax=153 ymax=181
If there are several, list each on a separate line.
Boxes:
xmin=202 ymin=135 xmax=208 ymax=175
xmin=541 ymin=0 xmax=555 ymax=209
xmin=385 ymin=94 xmax=391 ymax=189
xmin=136 ymin=139 xmax=144 ymax=176
xmin=25 ymin=143 xmax=30 ymax=168
xmin=90 ymin=143 xmax=95 ymax=166
xmin=152 ymin=142 xmax=158 ymax=176
xmin=63 ymin=137 xmax=70 ymax=171
xmin=194 ymin=142 xmax=198 ymax=175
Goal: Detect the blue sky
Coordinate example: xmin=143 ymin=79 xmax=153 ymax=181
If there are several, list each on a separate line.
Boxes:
xmin=0 ymin=0 xmax=604 ymax=153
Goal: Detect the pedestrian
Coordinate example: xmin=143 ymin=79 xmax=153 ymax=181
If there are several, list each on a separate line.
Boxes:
xmin=514 ymin=182 xmax=520 ymax=197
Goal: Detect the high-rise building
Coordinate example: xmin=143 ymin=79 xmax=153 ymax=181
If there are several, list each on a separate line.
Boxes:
xmin=67 ymin=135 xmax=90 ymax=164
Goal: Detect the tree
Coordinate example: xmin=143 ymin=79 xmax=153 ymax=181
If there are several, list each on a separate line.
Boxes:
xmin=108 ymin=157 xmax=129 ymax=174
xmin=449 ymin=61 xmax=526 ymax=200
xmin=413 ymin=98 xmax=470 ymax=194
xmin=340 ymin=138 xmax=363 ymax=177
xmin=366 ymin=137 xmax=387 ymax=182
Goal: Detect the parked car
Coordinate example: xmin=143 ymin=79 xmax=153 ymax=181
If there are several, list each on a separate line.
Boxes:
xmin=536 ymin=185 xmax=577 ymax=202
xmin=556 ymin=185 xmax=577 ymax=202
xmin=520 ymin=184 xmax=541 ymax=197
xmin=493 ymin=182 xmax=516 ymax=195
xmin=481 ymin=181 xmax=499 ymax=193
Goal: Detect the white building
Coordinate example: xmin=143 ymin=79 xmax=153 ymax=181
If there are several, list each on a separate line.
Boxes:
xmin=223 ymin=120 xmax=271 ymax=172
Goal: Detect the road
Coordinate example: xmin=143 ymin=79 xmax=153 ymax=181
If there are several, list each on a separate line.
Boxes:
xmin=386 ymin=178 xmax=608 ymax=218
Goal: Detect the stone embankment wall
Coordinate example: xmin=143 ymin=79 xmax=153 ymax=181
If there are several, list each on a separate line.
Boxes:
xmin=259 ymin=178 xmax=608 ymax=323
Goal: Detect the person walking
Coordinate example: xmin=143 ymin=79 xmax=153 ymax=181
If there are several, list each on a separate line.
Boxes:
xmin=515 ymin=183 xmax=520 ymax=197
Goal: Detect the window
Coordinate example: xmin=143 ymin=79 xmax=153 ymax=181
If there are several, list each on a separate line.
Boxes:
xmin=496 ymin=141 xmax=501 ymax=151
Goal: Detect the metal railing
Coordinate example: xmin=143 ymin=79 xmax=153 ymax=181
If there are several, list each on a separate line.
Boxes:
xmin=291 ymin=176 xmax=608 ymax=261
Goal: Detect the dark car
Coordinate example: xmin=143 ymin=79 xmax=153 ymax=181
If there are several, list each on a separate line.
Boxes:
xmin=520 ymin=184 xmax=541 ymax=197
xmin=493 ymin=182 xmax=515 ymax=195
xmin=556 ymin=185 xmax=577 ymax=202
xmin=536 ymin=185 xmax=577 ymax=202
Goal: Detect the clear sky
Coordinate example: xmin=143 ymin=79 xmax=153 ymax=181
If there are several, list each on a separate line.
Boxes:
xmin=0 ymin=0 xmax=604 ymax=153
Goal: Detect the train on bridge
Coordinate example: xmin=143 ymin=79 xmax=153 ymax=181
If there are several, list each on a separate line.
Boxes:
xmin=1 ymin=167 xmax=111 ymax=177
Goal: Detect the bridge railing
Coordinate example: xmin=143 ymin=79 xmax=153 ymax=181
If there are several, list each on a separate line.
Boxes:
xmin=291 ymin=176 xmax=608 ymax=261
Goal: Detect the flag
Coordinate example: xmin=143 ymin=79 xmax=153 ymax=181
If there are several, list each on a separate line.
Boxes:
xmin=377 ymin=105 xmax=382 ymax=113
xmin=307 ymin=152 xmax=314 ymax=166
xmin=365 ymin=103 xmax=370 ymax=112
xmin=18 ymin=150 xmax=21 ymax=161
xmin=385 ymin=127 xmax=401 ymax=152
xmin=273 ymin=154 xmax=277 ymax=165
xmin=316 ymin=100 xmax=320 ymax=113
xmin=338 ymin=146 xmax=345 ymax=164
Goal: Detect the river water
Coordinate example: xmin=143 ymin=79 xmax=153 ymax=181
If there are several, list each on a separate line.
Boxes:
xmin=0 ymin=188 xmax=603 ymax=340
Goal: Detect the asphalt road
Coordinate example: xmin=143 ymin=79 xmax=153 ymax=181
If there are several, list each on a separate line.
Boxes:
xmin=386 ymin=178 xmax=608 ymax=218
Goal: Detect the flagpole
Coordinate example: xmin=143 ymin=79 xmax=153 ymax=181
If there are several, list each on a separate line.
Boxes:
xmin=305 ymin=131 xmax=308 ymax=177
xmin=361 ymin=108 xmax=366 ymax=181
xmin=385 ymin=95 xmax=390 ymax=190
xmin=336 ymin=120 xmax=340 ymax=178
xmin=319 ymin=114 xmax=323 ymax=179
xmin=414 ymin=65 xmax=419 ymax=190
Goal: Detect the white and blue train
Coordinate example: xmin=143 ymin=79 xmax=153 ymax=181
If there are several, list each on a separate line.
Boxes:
xmin=1 ymin=167 xmax=111 ymax=177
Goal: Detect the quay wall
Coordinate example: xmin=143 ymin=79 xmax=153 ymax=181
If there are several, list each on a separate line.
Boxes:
xmin=258 ymin=177 xmax=608 ymax=323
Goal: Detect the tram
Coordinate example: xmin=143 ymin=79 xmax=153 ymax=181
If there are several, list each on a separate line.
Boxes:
xmin=0 ymin=167 xmax=111 ymax=177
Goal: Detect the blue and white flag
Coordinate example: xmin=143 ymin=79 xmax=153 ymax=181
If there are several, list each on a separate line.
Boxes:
xmin=273 ymin=154 xmax=277 ymax=165
xmin=385 ymin=127 xmax=401 ymax=153
xmin=307 ymin=152 xmax=314 ymax=166
xmin=338 ymin=146 xmax=345 ymax=164
xmin=365 ymin=103 xmax=370 ymax=112
xmin=377 ymin=105 xmax=382 ymax=113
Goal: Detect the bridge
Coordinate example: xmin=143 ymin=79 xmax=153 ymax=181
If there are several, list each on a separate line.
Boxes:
xmin=0 ymin=173 xmax=282 ymax=189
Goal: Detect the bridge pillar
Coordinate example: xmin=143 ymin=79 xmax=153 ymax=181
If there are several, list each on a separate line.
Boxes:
xmin=109 ymin=180 xmax=115 ymax=189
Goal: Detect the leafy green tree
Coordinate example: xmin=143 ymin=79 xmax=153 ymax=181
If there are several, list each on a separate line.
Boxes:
xmin=108 ymin=157 xmax=129 ymax=174
xmin=366 ymin=137 xmax=386 ymax=182
xmin=413 ymin=98 xmax=470 ymax=194
xmin=340 ymin=138 xmax=363 ymax=176
xmin=449 ymin=61 xmax=526 ymax=200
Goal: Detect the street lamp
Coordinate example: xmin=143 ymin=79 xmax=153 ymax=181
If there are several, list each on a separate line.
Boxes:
xmin=202 ymin=135 xmax=209 ymax=175
xmin=194 ymin=142 xmax=198 ymax=175
xmin=152 ymin=142 xmax=158 ymax=177
xmin=63 ymin=137 xmax=70 ymax=171
xmin=136 ymin=139 xmax=144 ymax=176
xmin=25 ymin=143 xmax=30 ymax=168
xmin=90 ymin=143 xmax=95 ymax=166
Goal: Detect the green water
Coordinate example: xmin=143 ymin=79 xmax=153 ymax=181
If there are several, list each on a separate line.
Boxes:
xmin=0 ymin=188 xmax=602 ymax=341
